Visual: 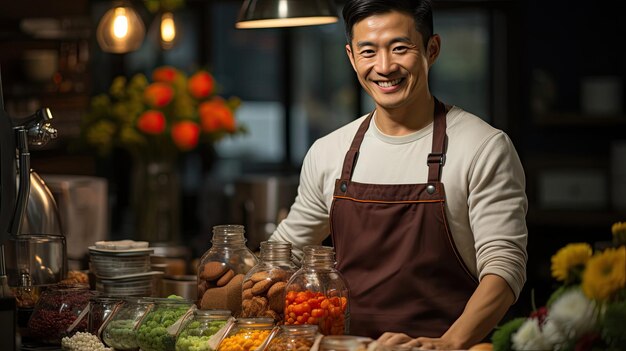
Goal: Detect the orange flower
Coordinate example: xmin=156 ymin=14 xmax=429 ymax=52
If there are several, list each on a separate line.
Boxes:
xmin=136 ymin=110 xmax=166 ymax=134
xmin=187 ymin=71 xmax=214 ymax=99
xmin=144 ymin=82 xmax=174 ymax=108
xmin=199 ymin=98 xmax=236 ymax=132
xmin=152 ymin=66 xmax=178 ymax=83
xmin=171 ymin=121 xmax=200 ymax=151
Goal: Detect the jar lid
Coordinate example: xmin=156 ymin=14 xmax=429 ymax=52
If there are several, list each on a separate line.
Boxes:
xmin=236 ymin=317 xmax=274 ymax=328
xmin=194 ymin=309 xmax=232 ymax=319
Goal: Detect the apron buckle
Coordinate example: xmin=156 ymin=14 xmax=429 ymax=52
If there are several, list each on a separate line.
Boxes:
xmin=427 ymin=152 xmax=446 ymax=166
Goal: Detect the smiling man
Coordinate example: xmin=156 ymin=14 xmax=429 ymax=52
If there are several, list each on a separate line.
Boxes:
xmin=268 ymin=0 xmax=528 ymax=349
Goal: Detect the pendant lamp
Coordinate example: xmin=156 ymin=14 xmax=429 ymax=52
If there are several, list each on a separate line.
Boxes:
xmin=160 ymin=12 xmax=177 ymax=49
xmin=97 ymin=3 xmax=146 ymax=53
xmin=236 ymin=0 xmax=338 ymax=29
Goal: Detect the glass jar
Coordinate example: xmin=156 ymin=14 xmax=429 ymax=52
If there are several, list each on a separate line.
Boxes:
xmin=136 ymin=297 xmax=194 ymax=351
xmin=217 ymin=317 xmax=276 ymax=351
xmin=175 ymin=309 xmax=232 ymax=351
xmin=26 ymin=283 xmax=95 ymax=344
xmin=101 ymin=297 xmax=152 ymax=351
xmin=89 ymin=296 xmax=123 ymax=335
xmin=319 ymin=336 xmax=371 ymax=351
xmin=197 ymin=225 xmax=259 ymax=315
xmin=284 ymin=246 xmax=350 ymax=335
xmin=241 ymin=241 xmax=298 ymax=322
xmin=265 ymin=324 xmax=318 ymax=351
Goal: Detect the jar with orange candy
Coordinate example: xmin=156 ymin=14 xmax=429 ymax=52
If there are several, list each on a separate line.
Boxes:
xmin=283 ymin=246 xmax=349 ymax=335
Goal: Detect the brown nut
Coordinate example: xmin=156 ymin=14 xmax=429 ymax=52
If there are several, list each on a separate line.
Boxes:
xmin=198 ymin=280 xmax=209 ymax=299
xmin=216 ymin=269 xmax=235 ymax=287
xmin=269 ymin=269 xmax=287 ymax=282
xmin=200 ymin=261 xmax=229 ymax=281
xmin=251 ymin=296 xmax=268 ymax=311
xmin=241 ymin=299 xmax=253 ymax=317
xmin=226 ymin=274 xmax=244 ymax=315
xmin=251 ymin=279 xmax=273 ymax=295
xmin=263 ymin=309 xmax=280 ymax=321
xmin=200 ymin=286 xmax=228 ymax=309
xmin=243 ymin=288 xmax=253 ymax=300
xmin=242 ymin=279 xmax=254 ymax=290
xmin=250 ymin=271 xmax=269 ymax=283
xmin=267 ymin=281 xmax=286 ymax=312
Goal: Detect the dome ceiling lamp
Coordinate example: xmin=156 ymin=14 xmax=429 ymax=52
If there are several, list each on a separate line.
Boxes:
xmin=96 ymin=2 xmax=146 ymax=54
xmin=236 ymin=0 xmax=338 ymax=29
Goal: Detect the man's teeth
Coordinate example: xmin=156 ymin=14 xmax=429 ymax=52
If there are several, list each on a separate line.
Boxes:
xmin=377 ymin=79 xmax=402 ymax=87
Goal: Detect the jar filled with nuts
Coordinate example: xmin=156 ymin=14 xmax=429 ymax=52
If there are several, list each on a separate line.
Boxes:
xmin=241 ymin=241 xmax=298 ymax=322
xmin=197 ymin=225 xmax=258 ymax=315
xmin=26 ymin=283 xmax=95 ymax=344
xmin=265 ymin=324 xmax=319 ymax=351
xmin=175 ymin=309 xmax=232 ymax=351
xmin=284 ymin=246 xmax=350 ymax=335
xmin=217 ymin=317 xmax=276 ymax=351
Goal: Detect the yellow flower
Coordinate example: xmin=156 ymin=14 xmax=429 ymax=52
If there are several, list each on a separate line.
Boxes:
xmin=612 ymin=221 xmax=626 ymax=245
xmin=551 ymin=243 xmax=593 ymax=282
xmin=582 ymin=246 xmax=626 ymax=301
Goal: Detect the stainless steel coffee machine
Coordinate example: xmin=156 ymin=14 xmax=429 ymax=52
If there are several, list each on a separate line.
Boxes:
xmin=0 ymin=68 xmax=65 ymax=317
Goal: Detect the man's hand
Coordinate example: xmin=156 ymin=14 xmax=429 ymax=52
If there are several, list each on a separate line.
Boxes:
xmin=377 ymin=333 xmax=461 ymax=350
xmin=376 ymin=274 xmax=514 ymax=350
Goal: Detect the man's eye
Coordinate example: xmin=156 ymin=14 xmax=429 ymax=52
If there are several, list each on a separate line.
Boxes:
xmin=360 ymin=50 xmax=375 ymax=57
xmin=393 ymin=46 xmax=408 ymax=53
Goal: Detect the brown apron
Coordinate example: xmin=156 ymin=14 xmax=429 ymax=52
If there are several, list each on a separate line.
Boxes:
xmin=330 ymin=99 xmax=478 ymax=338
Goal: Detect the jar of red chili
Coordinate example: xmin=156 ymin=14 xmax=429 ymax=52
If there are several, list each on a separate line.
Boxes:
xmin=26 ymin=283 xmax=95 ymax=344
xmin=197 ymin=225 xmax=258 ymax=315
xmin=284 ymin=246 xmax=350 ymax=335
xmin=241 ymin=241 xmax=298 ymax=322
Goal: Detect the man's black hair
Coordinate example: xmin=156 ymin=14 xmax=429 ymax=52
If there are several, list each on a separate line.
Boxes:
xmin=342 ymin=0 xmax=433 ymax=49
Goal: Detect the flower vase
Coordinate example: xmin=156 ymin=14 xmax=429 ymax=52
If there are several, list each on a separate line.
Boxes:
xmin=131 ymin=159 xmax=181 ymax=244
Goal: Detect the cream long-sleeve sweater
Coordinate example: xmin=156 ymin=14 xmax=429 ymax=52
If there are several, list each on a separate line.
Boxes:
xmin=270 ymin=106 xmax=528 ymax=299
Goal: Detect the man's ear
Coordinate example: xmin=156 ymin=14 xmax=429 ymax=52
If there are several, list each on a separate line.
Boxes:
xmin=426 ymin=34 xmax=441 ymax=67
xmin=346 ymin=44 xmax=357 ymax=72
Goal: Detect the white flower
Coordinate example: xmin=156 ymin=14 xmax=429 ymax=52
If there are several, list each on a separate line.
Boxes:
xmin=548 ymin=288 xmax=597 ymax=339
xmin=512 ymin=318 xmax=553 ymax=351
xmin=541 ymin=318 xmax=566 ymax=348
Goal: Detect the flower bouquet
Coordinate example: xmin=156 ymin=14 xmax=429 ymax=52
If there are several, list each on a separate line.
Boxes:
xmin=81 ymin=65 xmax=243 ymax=160
xmin=492 ymin=222 xmax=626 ymax=351
xmin=81 ymin=66 xmax=244 ymax=242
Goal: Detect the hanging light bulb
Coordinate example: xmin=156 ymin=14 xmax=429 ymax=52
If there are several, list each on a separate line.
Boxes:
xmin=97 ymin=4 xmax=146 ymax=53
xmin=160 ymin=12 xmax=177 ymax=50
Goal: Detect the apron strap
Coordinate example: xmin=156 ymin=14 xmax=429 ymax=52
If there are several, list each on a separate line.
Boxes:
xmin=427 ymin=99 xmax=448 ymax=183
xmin=340 ymin=99 xmax=447 ymax=182
xmin=341 ymin=110 xmax=374 ymax=180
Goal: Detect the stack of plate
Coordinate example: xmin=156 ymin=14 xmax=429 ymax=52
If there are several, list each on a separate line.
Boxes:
xmin=89 ymin=240 xmax=162 ymax=297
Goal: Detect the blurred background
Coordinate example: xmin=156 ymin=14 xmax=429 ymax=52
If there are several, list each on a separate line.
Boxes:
xmin=1 ymin=0 xmax=625 ymax=319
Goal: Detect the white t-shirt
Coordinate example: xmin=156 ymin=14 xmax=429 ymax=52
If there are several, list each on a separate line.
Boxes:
xmin=270 ymin=106 xmax=528 ymax=299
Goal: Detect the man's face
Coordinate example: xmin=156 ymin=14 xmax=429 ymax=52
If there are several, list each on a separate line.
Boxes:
xmin=346 ymin=11 xmax=438 ymax=111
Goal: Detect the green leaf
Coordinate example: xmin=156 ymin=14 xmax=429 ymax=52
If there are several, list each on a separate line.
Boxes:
xmin=492 ymin=317 xmax=526 ymax=351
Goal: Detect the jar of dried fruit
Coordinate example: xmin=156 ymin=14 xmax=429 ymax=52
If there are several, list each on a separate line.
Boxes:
xmin=265 ymin=324 xmax=319 ymax=351
xmin=217 ymin=317 xmax=276 ymax=351
xmin=197 ymin=225 xmax=258 ymax=315
xmin=284 ymin=246 xmax=350 ymax=335
xmin=26 ymin=283 xmax=95 ymax=344
xmin=241 ymin=241 xmax=298 ymax=322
